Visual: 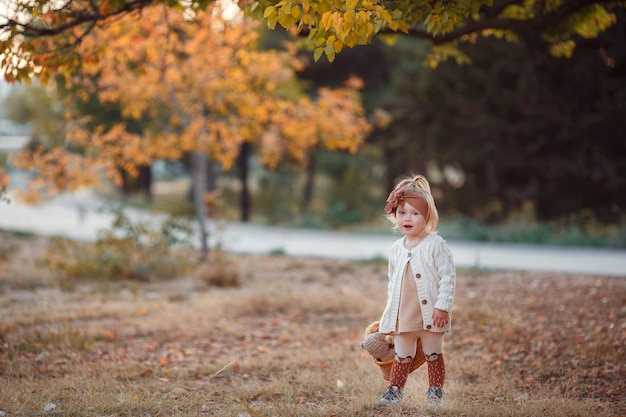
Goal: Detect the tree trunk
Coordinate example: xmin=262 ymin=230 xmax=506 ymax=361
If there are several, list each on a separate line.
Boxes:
xmin=206 ymin=158 xmax=218 ymax=193
xmin=192 ymin=151 xmax=209 ymax=262
xmin=238 ymin=141 xmax=251 ymax=222
xmin=300 ymin=150 xmax=317 ymax=213
xmin=119 ymin=165 xmax=152 ymax=198
xmin=138 ymin=165 xmax=152 ymax=199
xmin=120 ymin=169 xmax=131 ymax=196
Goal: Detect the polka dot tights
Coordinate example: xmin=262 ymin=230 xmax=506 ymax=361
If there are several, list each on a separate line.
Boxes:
xmin=389 ymin=356 xmax=413 ymax=389
xmin=425 ymin=352 xmax=445 ymax=388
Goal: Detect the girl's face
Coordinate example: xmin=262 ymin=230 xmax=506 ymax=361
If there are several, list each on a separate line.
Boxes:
xmin=396 ymin=200 xmax=427 ymax=241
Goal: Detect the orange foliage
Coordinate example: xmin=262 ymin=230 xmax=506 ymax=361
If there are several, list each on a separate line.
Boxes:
xmin=0 ymin=168 xmax=9 ymax=188
xmin=14 ymin=4 xmax=371 ymax=199
xmin=11 ymin=147 xmax=101 ymax=203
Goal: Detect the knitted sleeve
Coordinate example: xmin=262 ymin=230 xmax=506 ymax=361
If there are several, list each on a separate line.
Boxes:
xmin=433 ymin=239 xmax=456 ymax=312
xmin=386 ymin=243 xmax=396 ymax=299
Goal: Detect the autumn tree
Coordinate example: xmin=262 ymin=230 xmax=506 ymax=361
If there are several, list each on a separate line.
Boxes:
xmin=1 ymin=0 xmax=624 ymax=83
xmin=8 ymin=4 xmax=371 ymax=256
xmin=11 ymin=4 xmax=371 ymax=184
xmin=2 ymin=0 xmax=624 ymax=229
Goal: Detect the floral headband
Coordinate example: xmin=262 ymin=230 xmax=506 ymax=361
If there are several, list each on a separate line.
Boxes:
xmin=384 ymin=186 xmax=429 ymax=219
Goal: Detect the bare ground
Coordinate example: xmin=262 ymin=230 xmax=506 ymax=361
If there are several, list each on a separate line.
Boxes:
xmin=0 ymin=234 xmax=625 ymax=417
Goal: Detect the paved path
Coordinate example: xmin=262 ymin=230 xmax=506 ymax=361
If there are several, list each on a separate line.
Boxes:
xmin=1 ymin=189 xmax=625 ymax=277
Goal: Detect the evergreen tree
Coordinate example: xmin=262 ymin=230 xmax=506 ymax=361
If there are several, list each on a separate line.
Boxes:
xmin=382 ymin=20 xmax=626 ymax=223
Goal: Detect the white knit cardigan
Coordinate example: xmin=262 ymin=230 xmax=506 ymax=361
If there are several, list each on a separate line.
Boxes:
xmin=379 ymin=233 xmax=456 ymax=334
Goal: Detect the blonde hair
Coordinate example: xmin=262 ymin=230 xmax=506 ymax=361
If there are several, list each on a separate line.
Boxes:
xmin=386 ymin=174 xmax=439 ymax=234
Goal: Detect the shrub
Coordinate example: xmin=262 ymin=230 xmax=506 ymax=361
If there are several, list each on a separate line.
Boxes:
xmin=195 ymin=250 xmax=241 ymax=287
xmin=44 ymin=209 xmax=195 ymax=281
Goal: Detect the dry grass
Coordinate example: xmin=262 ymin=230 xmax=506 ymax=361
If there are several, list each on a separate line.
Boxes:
xmin=0 ymin=234 xmax=624 ymax=417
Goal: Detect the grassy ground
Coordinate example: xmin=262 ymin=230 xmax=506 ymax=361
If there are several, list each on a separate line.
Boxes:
xmin=0 ymin=235 xmax=625 ymax=417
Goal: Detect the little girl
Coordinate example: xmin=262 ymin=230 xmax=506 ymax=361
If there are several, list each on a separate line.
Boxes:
xmin=377 ymin=174 xmax=456 ymax=406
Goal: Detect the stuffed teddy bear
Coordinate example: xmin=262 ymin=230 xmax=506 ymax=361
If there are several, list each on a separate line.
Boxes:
xmin=360 ymin=320 xmax=395 ymax=362
xmin=360 ymin=320 xmax=427 ymax=381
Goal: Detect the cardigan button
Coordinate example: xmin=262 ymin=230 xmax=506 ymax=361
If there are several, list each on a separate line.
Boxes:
xmin=426 ymin=325 xmax=432 ymax=329
xmin=421 ymin=300 xmax=427 ymax=305
xmin=407 ymin=252 xmax=411 ymax=258
xmin=415 ymin=273 xmax=421 ymax=278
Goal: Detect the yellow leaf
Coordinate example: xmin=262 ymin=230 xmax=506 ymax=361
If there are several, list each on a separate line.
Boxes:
xmin=263 ymin=5 xmax=275 ymax=18
xmin=278 ymin=13 xmax=296 ymax=28
xmin=549 ymin=40 xmax=575 ymax=58
xmin=268 ymin=14 xmax=278 ymax=29
xmin=344 ymin=9 xmax=355 ymax=26
xmin=314 ymin=47 xmax=324 ymax=61
xmin=378 ymin=9 xmax=392 ymax=23
xmin=331 ymin=11 xmax=343 ymax=31
xmin=397 ymin=20 xmax=408 ymax=33
xmin=321 ymin=10 xmax=332 ymax=29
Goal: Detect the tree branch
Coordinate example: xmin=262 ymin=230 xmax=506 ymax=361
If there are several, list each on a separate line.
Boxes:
xmin=1 ymin=0 xmax=157 ymax=38
xmin=384 ymin=0 xmax=620 ymax=44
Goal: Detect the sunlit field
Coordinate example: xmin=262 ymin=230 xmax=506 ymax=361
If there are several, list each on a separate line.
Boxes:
xmin=1 ymin=235 xmax=624 ymax=417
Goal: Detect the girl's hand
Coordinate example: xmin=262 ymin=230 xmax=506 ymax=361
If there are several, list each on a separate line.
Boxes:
xmin=432 ymin=308 xmax=449 ymax=327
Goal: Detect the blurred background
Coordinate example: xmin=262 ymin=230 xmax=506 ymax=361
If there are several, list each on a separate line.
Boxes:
xmin=1 ymin=7 xmax=625 ymax=250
